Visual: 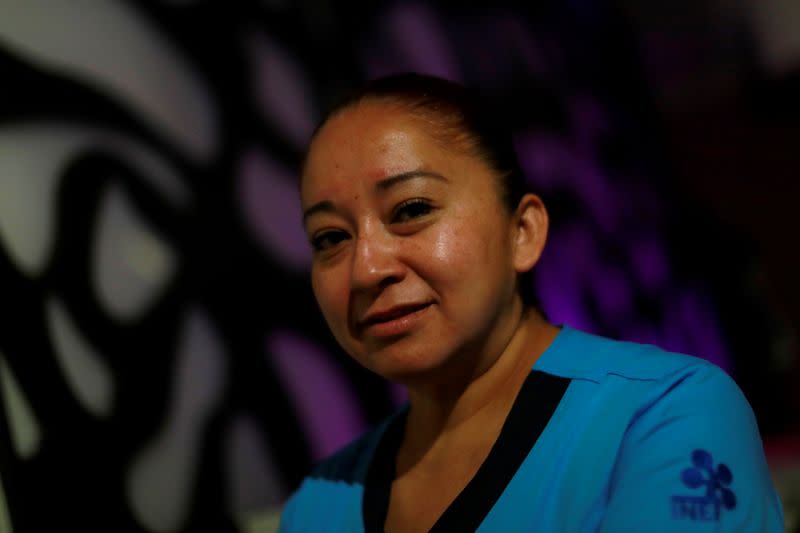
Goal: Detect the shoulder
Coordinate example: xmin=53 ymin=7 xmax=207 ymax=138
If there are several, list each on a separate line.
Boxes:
xmin=307 ymin=413 xmax=391 ymax=485
xmin=537 ymin=330 xmax=790 ymax=530
xmin=278 ymin=408 xmax=403 ymax=531
xmin=535 ymin=325 xmax=727 ymax=386
xmin=538 ymin=326 xmax=764 ymax=451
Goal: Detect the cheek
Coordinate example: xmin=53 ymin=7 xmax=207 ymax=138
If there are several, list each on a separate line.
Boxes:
xmin=430 ymin=223 xmax=470 ymax=268
xmin=423 ymin=213 xmax=512 ymax=291
xmin=424 ymin=218 xmax=488 ymax=283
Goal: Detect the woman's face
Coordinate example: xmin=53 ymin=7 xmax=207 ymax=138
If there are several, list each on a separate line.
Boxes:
xmin=301 ymin=101 xmax=525 ymax=383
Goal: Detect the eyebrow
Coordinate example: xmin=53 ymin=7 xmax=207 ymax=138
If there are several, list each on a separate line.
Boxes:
xmin=302 ymin=169 xmax=448 ymax=224
xmin=375 ymin=169 xmax=448 ymax=191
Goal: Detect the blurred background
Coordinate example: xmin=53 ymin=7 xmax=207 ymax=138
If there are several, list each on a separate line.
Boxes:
xmin=0 ymin=1 xmax=797 ymax=532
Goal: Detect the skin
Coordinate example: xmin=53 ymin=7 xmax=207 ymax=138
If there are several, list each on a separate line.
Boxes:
xmin=301 ymin=99 xmax=560 ymax=532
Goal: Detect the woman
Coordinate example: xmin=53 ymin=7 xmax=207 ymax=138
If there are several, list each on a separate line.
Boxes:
xmin=279 ymin=74 xmax=783 ymax=532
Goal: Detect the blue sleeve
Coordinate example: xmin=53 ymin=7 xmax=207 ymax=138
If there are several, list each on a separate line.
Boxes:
xmin=276 ymin=477 xmax=366 ymax=532
xmin=599 ymin=364 xmax=784 ymax=532
xmin=276 ymin=491 xmax=299 ymax=533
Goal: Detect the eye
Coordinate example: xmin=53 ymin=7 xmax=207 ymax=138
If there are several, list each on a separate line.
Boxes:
xmin=391 ymin=198 xmax=433 ymax=224
xmin=310 ymin=230 xmax=349 ymax=252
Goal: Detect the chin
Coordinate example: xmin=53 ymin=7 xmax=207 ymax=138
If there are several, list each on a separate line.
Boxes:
xmin=360 ymin=345 xmax=453 ymax=384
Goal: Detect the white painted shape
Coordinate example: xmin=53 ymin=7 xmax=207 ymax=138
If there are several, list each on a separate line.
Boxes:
xmin=0 ymin=2 xmax=218 ymax=162
xmin=45 ymin=297 xmax=114 ymax=418
xmin=127 ymin=308 xmax=226 ymax=533
xmin=0 ymin=472 xmax=13 ymax=533
xmin=93 ymin=183 xmax=177 ymax=322
xmin=0 ymin=124 xmax=188 ymax=278
xmin=0 ymin=353 xmax=42 ymax=460
xmin=239 ymin=508 xmax=282 ymax=533
xmin=226 ymin=414 xmax=285 ymax=517
xmin=0 ymin=132 xmax=61 ymax=277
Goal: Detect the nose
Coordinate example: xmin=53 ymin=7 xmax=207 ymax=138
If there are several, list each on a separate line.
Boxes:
xmin=350 ymin=224 xmax=405 ymax=292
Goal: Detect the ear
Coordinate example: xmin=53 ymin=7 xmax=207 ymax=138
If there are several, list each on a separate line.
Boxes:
xmin=511 ymin=193 xmax=548 ymax=273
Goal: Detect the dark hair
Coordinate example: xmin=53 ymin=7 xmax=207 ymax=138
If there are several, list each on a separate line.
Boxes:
xmin=308 ymin=73 xmax=541 ymax=309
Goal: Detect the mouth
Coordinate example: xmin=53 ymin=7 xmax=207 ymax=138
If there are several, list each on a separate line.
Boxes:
xmin=362 ymin=302 xmax=431 ymax=325
xmin=358 ymin=302 xmax=433 ymax=337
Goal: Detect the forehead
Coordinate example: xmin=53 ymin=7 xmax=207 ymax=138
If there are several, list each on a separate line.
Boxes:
xmin=301 ymin=101 xmax=482 ymax=203
xmin=307 ymin=103 xmax=427 ymax=173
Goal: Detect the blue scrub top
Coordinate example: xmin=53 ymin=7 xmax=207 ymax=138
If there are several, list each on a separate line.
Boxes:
xmin=279 ymin=326 xmax=784 ymax=532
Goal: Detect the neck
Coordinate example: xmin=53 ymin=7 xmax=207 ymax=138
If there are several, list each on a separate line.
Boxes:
xmin=399 ymin=307 xmax=559 ymax=464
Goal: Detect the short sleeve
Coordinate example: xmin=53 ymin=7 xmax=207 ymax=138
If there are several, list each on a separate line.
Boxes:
xmin=599 ymin=364 xmax=784 ymax=532
xmin=276 ymin=491 xmax=299 ymax=533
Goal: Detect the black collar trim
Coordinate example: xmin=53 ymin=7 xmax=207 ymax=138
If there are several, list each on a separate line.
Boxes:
xmin=362 ymin=370 xmax=571 ymax=532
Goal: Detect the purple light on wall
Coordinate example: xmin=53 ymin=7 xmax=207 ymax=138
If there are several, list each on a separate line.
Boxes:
xmin=569 ymin=158 xmax=619 ymax=235
xmin=267 ymin=330 xmax=366 ymax=461
xmin=569 ymin=95 xmax=610 ymax=155
xmin=590 ymin=263 xmax=633 ymax=319
xmin=514 ymin=132 xmax=570 ymax=191
xmin=515 ymin=132 xmax=619 ymax=234
xmin=249 ymin=31 xmax=317 ymax=149
xmin=364 ymin=3 xmax=461 ymax=81
xmin=515 ymin=124 xmax=621 ymax=236
xmin=536 ymin=223 xmax=597 ymax=333
xmin=623 ymin=322 xmax=663 ymax=348
xmin=237 ymin=148 xmax=310 ymax=271
xmin=662 ymin=288 xmax=731 ymax=373
xmin=629 ymin=236 xmax=669 ymax=296
xmin=518 ymin=121 xmax=730 ymax=373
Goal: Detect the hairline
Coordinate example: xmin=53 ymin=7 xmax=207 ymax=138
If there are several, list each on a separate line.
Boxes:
xmin=302 ymin=95 xmax=514 ymax=211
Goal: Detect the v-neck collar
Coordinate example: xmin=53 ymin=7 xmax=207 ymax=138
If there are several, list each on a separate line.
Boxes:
xmin=361 ymin=370 xmax=571 ymax=532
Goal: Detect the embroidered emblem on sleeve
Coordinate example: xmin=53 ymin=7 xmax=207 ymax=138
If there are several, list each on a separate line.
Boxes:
xmin=672 ymin=449 xmax=736 ymax=521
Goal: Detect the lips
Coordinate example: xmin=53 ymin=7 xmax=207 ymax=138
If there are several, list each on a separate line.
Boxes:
xmin=354 ymin=301 xmax=434 ymax=339
xmin=360 ymin=302 xmax=432 ymax=327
